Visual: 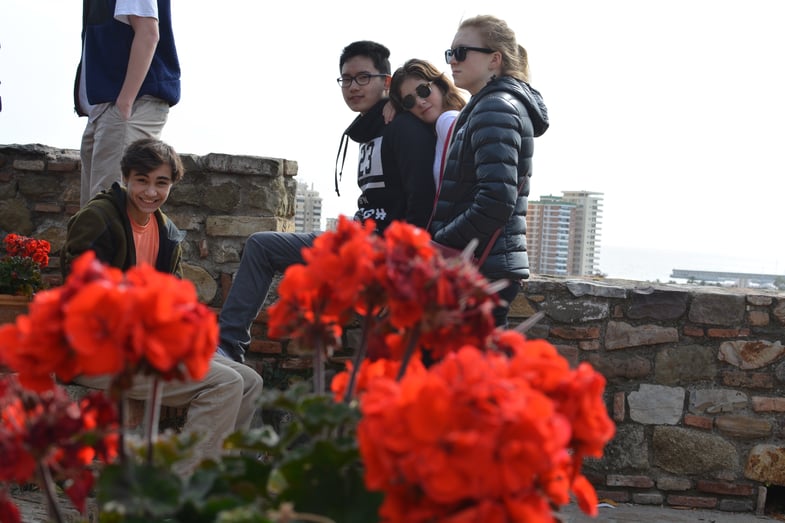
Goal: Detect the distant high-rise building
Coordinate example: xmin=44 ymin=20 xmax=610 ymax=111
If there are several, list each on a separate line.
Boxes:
xmin=294 ymin=182 xmax=322 ymax=233
xmin=526 ymin=191 xmax=604 ymax=276
xmin=560 ymin=190 xmax=603 ymax=276
xmin=324 ymin=217 xmax=339 ymax=232
xmin=526 ymin=195 xmax=575 ymax=276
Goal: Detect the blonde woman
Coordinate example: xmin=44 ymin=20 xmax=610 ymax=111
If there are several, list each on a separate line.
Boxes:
xmin=432 ymin=15 xmax=550 ymax=327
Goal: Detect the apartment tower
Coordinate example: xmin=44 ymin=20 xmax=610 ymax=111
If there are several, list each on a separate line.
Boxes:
xmin=526 ymin=191 xmax=604 ymax=276
xmin=526 ymin=195 xmax=575 ymax=276
xmin=294 ymin=182 xmax=323 ymax=233
xmin=560 ymin=190 xmax=603 ymax=276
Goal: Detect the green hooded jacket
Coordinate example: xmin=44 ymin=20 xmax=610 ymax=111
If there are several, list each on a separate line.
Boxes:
xmin=62 ymin=182 xmax=185 ymax=278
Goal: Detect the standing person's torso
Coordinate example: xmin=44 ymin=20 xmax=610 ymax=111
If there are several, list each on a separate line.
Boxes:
xmin=75 ymin=0 xmax=181 ymax=118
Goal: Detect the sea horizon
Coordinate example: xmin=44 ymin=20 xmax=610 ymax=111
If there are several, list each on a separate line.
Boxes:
xmin=595 ymin=245 xmax=785 ymax=284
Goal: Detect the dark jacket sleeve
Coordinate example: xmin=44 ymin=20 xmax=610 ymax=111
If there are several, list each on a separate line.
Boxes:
xmin=158 ymin=212 xmax=185 ymax=278
xmin=61 ymin=204 xmax=126 ymax=278
xmin=387 ymin=112 xmax=437 ymax=229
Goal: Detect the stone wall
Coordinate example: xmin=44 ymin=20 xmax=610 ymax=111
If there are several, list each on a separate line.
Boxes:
xmin=3 ymin=144 xmax=785 ymax=515
xmin=0 ymin=143 xmax=297 ymax=302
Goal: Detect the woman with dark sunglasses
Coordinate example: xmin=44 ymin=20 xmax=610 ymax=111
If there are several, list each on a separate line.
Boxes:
xmin=388 ymin=59 xmax=466 ymax=189
xmin=431 ymin=14 xmax=550 ymax=328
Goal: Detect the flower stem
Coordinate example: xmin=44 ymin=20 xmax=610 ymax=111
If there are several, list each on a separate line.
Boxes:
xmin=395 ymin=324 xmax=421 ymax=381
xmin=313 ymin=340 xmax=325 ymax=395
xmin=117 ymin=391 xmax=128 ymax=467
xmin=144 ymin=377 xmax=163 ymax=464
xmin=37 ymin=460 xmax=64 ymax=523
xmin=342 ymin=310 xmax=373 ymax=403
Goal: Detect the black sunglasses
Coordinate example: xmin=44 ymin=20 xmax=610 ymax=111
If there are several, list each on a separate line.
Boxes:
xmin=401 ymin=83 xmax=432 ymax=110
xmin=444 ymin=46 xmax=494 ymax=64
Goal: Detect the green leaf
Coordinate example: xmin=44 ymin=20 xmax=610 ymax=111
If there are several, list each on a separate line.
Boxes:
xmin=97 ymin=462 xmax=183 ymax=517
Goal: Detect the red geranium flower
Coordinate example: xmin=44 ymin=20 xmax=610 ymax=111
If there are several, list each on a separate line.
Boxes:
xmin=0 ymin=251 xmax=218 ymax=392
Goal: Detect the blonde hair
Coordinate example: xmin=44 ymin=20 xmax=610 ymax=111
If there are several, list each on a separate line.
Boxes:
xmin=458 ymin=15 xmax=529 ymax=82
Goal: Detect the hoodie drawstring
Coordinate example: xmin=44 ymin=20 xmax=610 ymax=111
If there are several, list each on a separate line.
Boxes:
xmin=334 ymin=132 xmax=350 ymax=196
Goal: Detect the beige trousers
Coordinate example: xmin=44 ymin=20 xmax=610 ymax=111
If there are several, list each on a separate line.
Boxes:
xmin=79 ymin=95 xmax=170 ymax=206
xmin=74 ymin=354 xmax=263 ymax=474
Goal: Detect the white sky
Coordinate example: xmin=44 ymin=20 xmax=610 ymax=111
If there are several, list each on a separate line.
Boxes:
xmin=2 ymin=0 xmax=784 ymax=272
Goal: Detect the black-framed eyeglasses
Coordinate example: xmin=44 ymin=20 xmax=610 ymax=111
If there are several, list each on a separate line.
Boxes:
xmin=401 ymin=82 xmax=432 ymax=110
xmin=444 ymin=46 xmax=495 ymax=64
xmin=336 ymin=72 xmax=388 ymax=88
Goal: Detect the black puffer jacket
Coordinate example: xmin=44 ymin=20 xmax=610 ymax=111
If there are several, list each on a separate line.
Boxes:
xmin=429 ymin=76 xmax=549 ymax=282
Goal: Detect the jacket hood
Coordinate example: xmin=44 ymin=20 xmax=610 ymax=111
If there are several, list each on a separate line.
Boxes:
xmin=472 ymin=76 xmax=549 ymax=137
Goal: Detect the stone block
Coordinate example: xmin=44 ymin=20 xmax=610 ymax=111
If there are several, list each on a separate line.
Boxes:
xmin=202 ymin=153 xmax=283 ymax=176
xmin=689 ymin=389 xmax=747 ymax=414
xmin=751 ymin=396 xmax=785 ymax=412
xmin=628 ymin=384 xmax=684 ymax=425
xmin=696 ymin=480 xmax=755 ymax=496
xmin=206 ymin=216 xmax=290 ymax=237
xmin=606 ymin=321 xmax=679 ymax=350
xmin=667 ymin=495 xmax=718 ymax=509
xmin=586 ymin=353 xmax=652 ymax=380
xmin=653 ymin=426 xmax=738 ymax=475
xmin=632 ymin=492 xmax=664 ymax=505
xmin=543 ymin=296 xmax=609 ymax=323
xmin=772 ymin=300 xmax=785 ymax=324
xmin=683 ymin=414 xmax=713 ymax=430
xmin=718 ymin=340 xmax=785 ymax=369
xmin=550 ymin=325 xmax=600 ymax=340
xmin=748 ymin=310 xmax=770 ymax=326
xmin=745 ymin=445 xmax=785 ymax=485
xmin=13 ymin=159 xmax=45 ymax=171
xmin=656 ymin=345 xmax=717 ymax=385
xmin=689 ymin=293 xmax=746 ymax=326
xmin=719 ymin=499 xmax=755 ymax=512
xmin=606 ymin=474 xmax=654 ymax=488
xmin=722 ymin=371 xmax=774 ymax=389
xmin=716 ymin=415 xmax=772 ymax=439
xmin=627 ymin=288 xmax=688 ymax=320
xmin=747 ymin=295 xmax=773 ymax=306
xmin=657 ymin=476 xmax=692 ymax=491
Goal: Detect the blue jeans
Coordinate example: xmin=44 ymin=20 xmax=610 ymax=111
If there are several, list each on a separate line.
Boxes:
xmin=218 ymin=231 xmax=319 ymax=362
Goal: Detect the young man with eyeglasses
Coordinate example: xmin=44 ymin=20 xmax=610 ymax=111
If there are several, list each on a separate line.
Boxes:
xmin=215 ymin=40 xmax=436 ymax=364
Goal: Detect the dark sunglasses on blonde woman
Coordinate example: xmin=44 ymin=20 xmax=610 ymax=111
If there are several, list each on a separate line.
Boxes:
xmin=444 ymin=46 xmax=494 ymax=63
xmin=402 ymin=82 xmax=432 ymax=110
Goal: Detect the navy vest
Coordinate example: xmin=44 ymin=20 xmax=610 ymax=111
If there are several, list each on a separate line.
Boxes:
xmin=74 ymin=0 xmax=180 ymax=116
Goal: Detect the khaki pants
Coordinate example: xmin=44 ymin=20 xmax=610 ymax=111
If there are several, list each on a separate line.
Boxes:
xmin=74 ymin=354 xmax=263 ymax=474
xmin=80 ymin=95 xmax=170 ymax=206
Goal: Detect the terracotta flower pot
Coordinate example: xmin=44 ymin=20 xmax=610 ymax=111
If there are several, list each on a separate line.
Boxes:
xmin=0 ymin=294 xmax=30 ymax=325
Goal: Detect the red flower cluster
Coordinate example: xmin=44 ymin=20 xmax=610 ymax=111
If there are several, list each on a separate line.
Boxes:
xmin=0 ymin=233 xmax=52 ymax=297
xmin=357 ymin=335 xmax=615 ymax=523
xmin=0 ymin=251 xmax=218 ymax=393
xmin=0 ymin=373 xmax=119 ymax=520
xmin=3 ymin=233 xmax=51 ymax=269
xmin=268 ymin=217 xmax=500 ymax=362
xmin=270 ymin=217 xmax=615 ymax=522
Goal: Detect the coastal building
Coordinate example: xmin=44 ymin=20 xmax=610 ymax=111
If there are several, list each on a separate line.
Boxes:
xmin=526 ymin=195 xmax=575 ymax=276
xmin=561 ymin=191 xmax=603 ymax=276
xmin=526 ymin=191 xmax=604 ymax=277
xmin=294 ymin=182 xmax=322 ymax=233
